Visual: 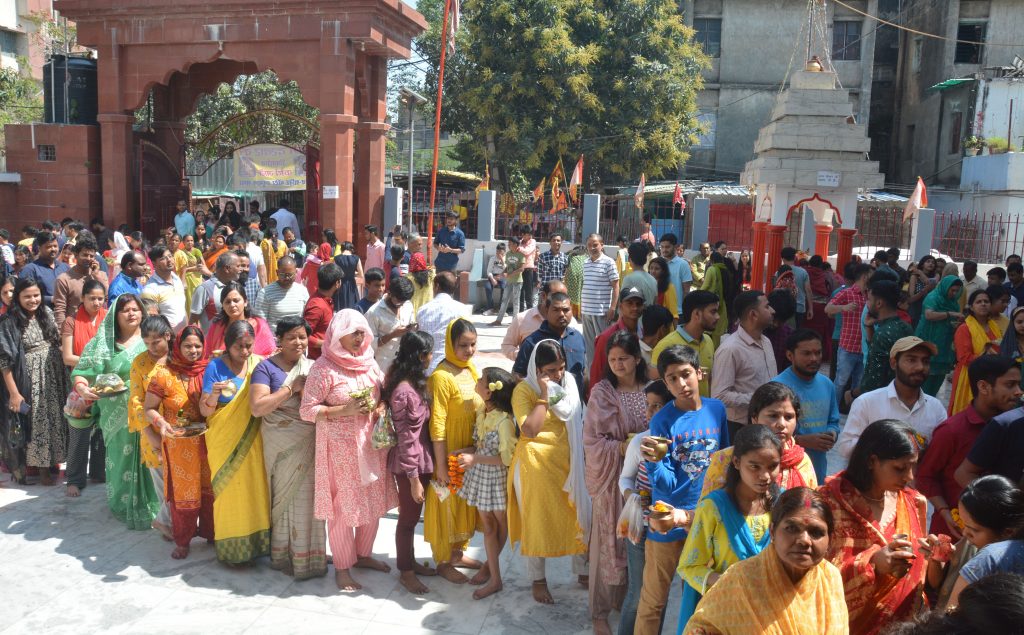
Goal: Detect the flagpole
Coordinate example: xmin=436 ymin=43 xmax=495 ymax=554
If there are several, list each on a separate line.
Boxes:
xmin=427 ymin=0 xmax=453 ymax=263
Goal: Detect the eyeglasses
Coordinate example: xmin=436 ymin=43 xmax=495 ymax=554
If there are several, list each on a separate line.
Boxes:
xmin=278 ymin=273 xmax=297 ymax=280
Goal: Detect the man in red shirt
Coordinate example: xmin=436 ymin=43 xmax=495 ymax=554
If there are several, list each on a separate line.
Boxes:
xmin=825 ymin=263 xmax=872 ymax=404
xmin=916 ymin=355 xmax=1022 ymax=537
xmin=303 ymin=262 xmax=342 ymax=359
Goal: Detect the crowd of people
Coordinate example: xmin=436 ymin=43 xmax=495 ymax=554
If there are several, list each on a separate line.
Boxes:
xmin=1 ymin=206 xmax=1023 ymax=635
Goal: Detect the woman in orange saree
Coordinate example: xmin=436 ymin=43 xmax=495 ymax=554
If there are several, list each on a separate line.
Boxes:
xmin=818 ymin=419 xmax=933 ymax=635
xmin=144 ymin=325 xmax=214 ymax=559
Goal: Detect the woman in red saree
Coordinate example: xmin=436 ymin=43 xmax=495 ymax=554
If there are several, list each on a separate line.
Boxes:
xmin=204 ymin=282 xmax=276 ymax=358
xmin=819 ymin=418 xmax=932 ymax=635
xmin=804 ymin=256 xmax=834 ymax=363
xmin=301 ymin=241 xmax=333 ymax=297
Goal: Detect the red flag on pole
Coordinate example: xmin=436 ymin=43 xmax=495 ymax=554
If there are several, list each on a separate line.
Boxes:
xmin=672 ymin=182 xmax=683 ymax=206
xmin=568 ymin=155 xmax=583 ymax=204
xmin=903 ymin=176 xmax=928 ymax=222
xmin=634 ymin=173 xmax=646 ymax=210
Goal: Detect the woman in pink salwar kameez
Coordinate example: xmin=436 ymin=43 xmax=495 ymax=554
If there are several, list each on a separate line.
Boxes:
xmin=300 ymin=309 xmax=399 ymax=591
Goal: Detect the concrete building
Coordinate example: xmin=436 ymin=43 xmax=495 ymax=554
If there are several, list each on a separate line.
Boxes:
xmin=0 ymin=0 xmax=57 ymax=80
xmin=888 ymin=0 xmax=1024 ymax=186
xmin=681 ymin=0 xmax=879 ymax=181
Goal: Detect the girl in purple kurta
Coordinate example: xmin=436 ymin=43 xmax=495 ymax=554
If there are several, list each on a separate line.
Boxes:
xmin=583 ymin=331 xmax=649 ymax=633
xmin=300 ymin=309 xmax=399 ymax=591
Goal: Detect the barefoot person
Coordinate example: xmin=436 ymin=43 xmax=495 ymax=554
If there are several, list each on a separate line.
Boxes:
xmin=250 ymin=316 xmax=327 ymax=579
xmin=384 ymin=331 xmax=441 ymax=593
xmin=456 ymin=368 xmax=519 ymax=600
xmin=300 ymin=310 xmax=398 ymax=590
xmin=509 ymin=339 xmax=590 ymax=604
xmin=425 ymin=318 xmax=484 ymax=583
xmin=144 ymin=325 xmax=215 ymax=559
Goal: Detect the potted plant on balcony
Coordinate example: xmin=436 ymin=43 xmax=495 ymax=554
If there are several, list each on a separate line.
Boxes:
xmin=962 ymin=136 xmax=986 ymax=156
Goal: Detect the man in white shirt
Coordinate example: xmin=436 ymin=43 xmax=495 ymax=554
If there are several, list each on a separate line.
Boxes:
xmin=836 ymin=336 xmax=946 ymax=459
xmin=417 ymin=271 xmax=471 ymax=373
xmin=366 ymin=276 xmax=416 ymax=373
xmin=270 ymin=199 xmax=301 ymax=241
xmin=241 ymin=227 xmax=267 ymax=288
xmin=190 ymin=251 xmax=239 ymax=331
xmin=580 ymin=233 xmax=619 ymax=365
xmin=254 ymin=256 xmax=309 ymax=334
xmin=501 ymin=280 xmax=578 ymax=360
xmin=142 ymin=245 xmax=187 ymax=330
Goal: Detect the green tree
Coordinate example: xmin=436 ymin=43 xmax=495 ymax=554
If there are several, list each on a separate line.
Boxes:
xmin=0 ymin=64 xmax=44 ymax=162
xmin=414 ymin=0 xmax=707 ymax=190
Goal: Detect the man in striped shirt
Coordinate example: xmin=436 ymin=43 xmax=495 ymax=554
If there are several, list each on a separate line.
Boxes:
xmin=580 ymin=233 xmax=620 ymax=365
xmin=254 ymin=256 xmax=310 ymax=334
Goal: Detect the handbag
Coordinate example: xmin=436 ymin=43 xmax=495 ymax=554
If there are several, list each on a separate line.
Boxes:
xmin=370 ymin=405 xmax=397 ymax=449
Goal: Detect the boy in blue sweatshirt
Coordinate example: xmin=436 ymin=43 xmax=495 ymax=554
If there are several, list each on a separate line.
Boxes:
xmin=634 ymin=344 xmax=729 ymax=635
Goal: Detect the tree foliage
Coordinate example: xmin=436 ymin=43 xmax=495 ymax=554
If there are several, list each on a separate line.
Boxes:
xmin=0 ymin=64 xmax=44 ymax=161
xmin=183 ymin=71 xmax=319 ymax=161
xmin=414 ymin=0 xmax=708 ymax=189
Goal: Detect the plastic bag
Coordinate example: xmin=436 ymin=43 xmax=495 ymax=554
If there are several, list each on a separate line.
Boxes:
xmin=370 ymin=406 xmax=397 ymax=449
xmin=63 ymin=388 xmax=94 ymax=420
xmin=617 ymin=492 xmax=646 ymax=545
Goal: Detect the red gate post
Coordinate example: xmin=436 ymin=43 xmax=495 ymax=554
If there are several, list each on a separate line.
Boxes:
xmin=751 ymin=221 xmax=767 ymax=290
xmin=837 ymin=228 xmax=857 ymax=275
xmin=764 ymin=224 xmax=786 ymax=290
xmin=814 ymin=224 xmax=833 ymax=259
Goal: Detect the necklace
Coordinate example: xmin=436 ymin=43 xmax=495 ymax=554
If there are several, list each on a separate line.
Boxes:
xmin=861 ymin=490 xmax=889 ymax=503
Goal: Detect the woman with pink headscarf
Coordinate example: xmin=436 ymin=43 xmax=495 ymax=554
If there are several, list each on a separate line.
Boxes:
xmin=299 ymin=309 xmax=399 ymax=591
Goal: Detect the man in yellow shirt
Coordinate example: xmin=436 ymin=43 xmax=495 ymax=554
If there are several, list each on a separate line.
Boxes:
xmin=651 ymin=289 xmax=719 ymax=395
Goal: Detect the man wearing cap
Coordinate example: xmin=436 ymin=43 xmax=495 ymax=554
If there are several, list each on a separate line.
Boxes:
xmin=588 ymin=286 xmax=646 ymax=393
xmin=855 ymin=279 xmax=914 ymax=396
xmin=836 ymin=336 xmax=946 ymax=459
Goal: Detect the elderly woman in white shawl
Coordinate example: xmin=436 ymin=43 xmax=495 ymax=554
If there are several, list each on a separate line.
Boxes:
xmin=507 ymin=339 xmax=591 ymax=605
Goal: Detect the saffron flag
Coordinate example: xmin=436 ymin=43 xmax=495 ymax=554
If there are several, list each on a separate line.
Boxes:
xmin=903 ymin=176 xmax=928 ymax=222
xmin=447 ymin=0 xmax=460 ymax=55
xmin=532 ymin=177 xmax=546 ymax=203
xmin=475 ymin=162 xmax=490 ymax=195
xmin=568 ymin=155 xmax=584 ymax=204
xmin=552 ymin=190 xmax=569 ymax=213
xmin=634 ymin=173 xmax=646 ymax=210
xmin=672 ymin=182 xmax=683 ymax=206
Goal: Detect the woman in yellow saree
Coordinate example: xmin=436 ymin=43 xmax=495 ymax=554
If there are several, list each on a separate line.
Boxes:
xmin=682 ymin=488 xmax=848 ymax=635
xmin=260 ymin=227 xmax=289 ymax=285
xmin=699 ymin=253 xmax=730 ymax=348
xmin=949 ymin=288 xmax=1003 ymax=415
xmin=199 ymin=319 xmax=271 ymax=564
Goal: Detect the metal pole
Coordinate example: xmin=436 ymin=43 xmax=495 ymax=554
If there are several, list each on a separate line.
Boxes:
xmin=426 ymin=0 xmax=453 ymax=263
xmin=408 ymin=103 xmax=415 ymax=231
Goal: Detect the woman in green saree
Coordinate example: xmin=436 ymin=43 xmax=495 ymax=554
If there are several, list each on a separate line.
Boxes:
xmin=70 ymin=293 xmax=160 ymax=530
xmin=700 ymin=252 xmax=731 ymax=347
xmin=914 ymin=275 xmax=965 ymax=396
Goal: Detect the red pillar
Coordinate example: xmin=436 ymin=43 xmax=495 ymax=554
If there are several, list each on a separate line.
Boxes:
xmin=354 ymin=121 xmax=389 ymax=254
xmin=98 ymin=113 xmax=135 ymax=230
xmin=751 ymin=221 xmax=767 ymax=291
xmin=764 ymin=224 xmax=786 ymax=291
xmin=320 ymin=113 xmax=357 ymax=242
xmin=814 ymin=224 xmax=833 ymax=259
xmin=837 ymin=228 xmax=857 ymax=276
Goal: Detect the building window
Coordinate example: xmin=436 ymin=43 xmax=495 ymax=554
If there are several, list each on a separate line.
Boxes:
xmin=37 ymin=145 xmax=56 ymax=162
xmin=911 ymin=37 xmax=923 ymax=73
xmin=0 ymin=30 xmax=18 ymax=56
xmin=832 ymin=21 xmax=862 ymax=61
xmin=950 ymin=111 xmax=963 ymax=155
xmin=955 ymin=23 xmax=985 ymax=64
xmin=694 ymin=18 xmax=721 ymax=58
xmin=693 ymin=111 xmax=717 ymax=148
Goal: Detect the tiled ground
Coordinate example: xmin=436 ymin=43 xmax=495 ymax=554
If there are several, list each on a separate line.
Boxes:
xmin=0 ymin=317 xmax=681 ymax=635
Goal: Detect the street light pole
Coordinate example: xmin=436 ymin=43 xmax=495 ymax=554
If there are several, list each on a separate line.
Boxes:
xmin=400 ymin=87 xmax=427 ymax=232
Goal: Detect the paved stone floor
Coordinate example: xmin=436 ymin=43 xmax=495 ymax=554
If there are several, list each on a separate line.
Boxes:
xmin=0 ymin=316 xmax=682 ymax=635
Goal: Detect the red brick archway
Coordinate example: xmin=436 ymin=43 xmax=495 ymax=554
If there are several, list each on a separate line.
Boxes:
xmin=57 ymin=0 xmax=426 ymax=245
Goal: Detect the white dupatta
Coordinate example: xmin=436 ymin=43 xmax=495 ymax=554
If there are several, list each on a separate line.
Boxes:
xmin=525 ymin=339 xmax=592 ymax=539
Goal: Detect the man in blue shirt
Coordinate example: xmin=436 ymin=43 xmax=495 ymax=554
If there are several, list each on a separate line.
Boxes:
xmin=20 ymin=231 xmax=69 ymax=307
xmin=773 ymin=328 xmax=840 ymax=482
xmin=513 ymin=291 xmax=587 ymax=395
xmin=658 ymin=233 xmax=692 ymax=315
xmin=637 ymin=344 xmax=728 ymax=634
xmin=107 ymin=251 xmax=147 ymax=303
xmin=433 ymin=211 xmax=465 ymax=272
xmin=173 ymin=199 xmax=196 ymax=239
